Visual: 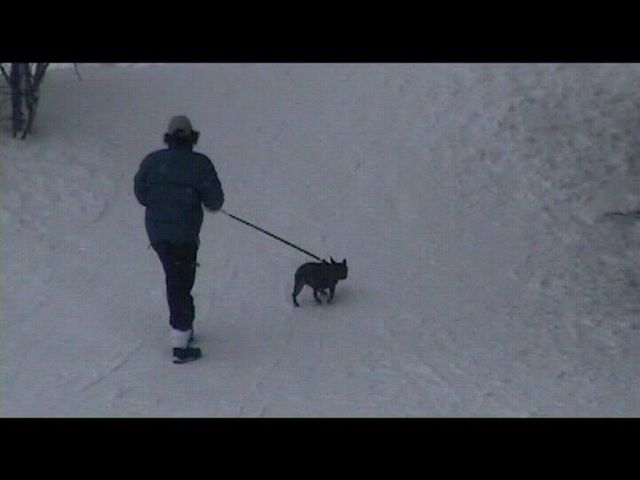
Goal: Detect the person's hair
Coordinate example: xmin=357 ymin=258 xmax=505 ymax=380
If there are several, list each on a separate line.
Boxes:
xmin=163 ymin=130 xmax=200 ymax=147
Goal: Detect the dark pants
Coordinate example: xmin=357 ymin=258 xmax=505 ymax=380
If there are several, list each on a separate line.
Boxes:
xmin=152 ymin=242 xmax=198 ymax=332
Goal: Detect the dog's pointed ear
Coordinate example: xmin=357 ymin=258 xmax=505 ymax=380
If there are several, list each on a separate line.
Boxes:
xmin=330 ymin=256 xmax=336 ymax=264
xmin=343 ymin=259 xmax=347 ymax=265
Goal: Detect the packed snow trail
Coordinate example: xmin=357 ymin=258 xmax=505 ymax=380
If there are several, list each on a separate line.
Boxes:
xmin=2 ymin=64 xmax=640 ymax=416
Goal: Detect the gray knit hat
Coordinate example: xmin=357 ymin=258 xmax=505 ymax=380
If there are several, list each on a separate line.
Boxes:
xmin=167 ymin=115 xmax=193 ymax=136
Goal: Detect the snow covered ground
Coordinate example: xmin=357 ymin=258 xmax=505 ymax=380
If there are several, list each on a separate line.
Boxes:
xmin=2 ymin=63 xmax=640 ymax=417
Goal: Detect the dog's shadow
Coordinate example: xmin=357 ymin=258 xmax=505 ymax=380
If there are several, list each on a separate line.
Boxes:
xmin=289 ymin=284 xmax=365 ymax=308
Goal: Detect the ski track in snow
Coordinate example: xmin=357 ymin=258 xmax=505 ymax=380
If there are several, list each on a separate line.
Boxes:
xmin=79 ymin=340 xmax=144 ymax=393
xmin=237 ymin=313 xmax=298 ymax=417
xmin=3 ymin=63 xmax=640 ymax=416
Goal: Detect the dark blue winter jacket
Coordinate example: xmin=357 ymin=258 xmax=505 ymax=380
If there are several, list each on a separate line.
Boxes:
xmin=134 ymin=144 xmax=224 ymax=245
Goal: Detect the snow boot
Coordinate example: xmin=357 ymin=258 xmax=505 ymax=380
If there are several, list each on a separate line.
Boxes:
xmin=171 ymin=328 xmax=199 ymax=363
xmin=173 ymin=346 xmax=202 ymax=364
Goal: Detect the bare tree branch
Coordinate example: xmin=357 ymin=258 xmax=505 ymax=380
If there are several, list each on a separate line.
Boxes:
xmin=0 ymin=63 xmax=10 ymax=84
xmin=73 ymin=63 xmax=82 ymax=81
xmin=22 ymin=64 xmax=35 ymax=138
xmin=33 ymin=63 xmax=49 ymax=86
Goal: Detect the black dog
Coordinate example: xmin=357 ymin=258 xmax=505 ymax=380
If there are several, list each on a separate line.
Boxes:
xmin=292 ymin=257 xmax=348 ymax=307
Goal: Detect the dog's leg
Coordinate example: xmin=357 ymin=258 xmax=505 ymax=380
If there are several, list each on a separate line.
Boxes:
xmin=313 ymin=289 xmax=322 ymax=304
xmin=327 ymin=285 xmax=336 ymax=304
xmin=292 ymin=281 xmax=303 ymax=307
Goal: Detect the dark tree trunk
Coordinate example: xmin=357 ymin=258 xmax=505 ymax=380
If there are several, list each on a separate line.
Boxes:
xmin=10 ymin=63 xmax=24 ymax=137
xmin=0 ymin=62 xmax=49 ymax=138
xmin=22 ymin=63 xmax=49 ymax=138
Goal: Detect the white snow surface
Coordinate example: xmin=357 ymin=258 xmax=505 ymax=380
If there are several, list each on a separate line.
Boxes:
xmin=2 ymin=63 xmax=640 ymax=417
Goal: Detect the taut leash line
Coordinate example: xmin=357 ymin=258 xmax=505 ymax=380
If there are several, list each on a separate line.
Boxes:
xmin=220 ymin=209 xmax=323 ymax=261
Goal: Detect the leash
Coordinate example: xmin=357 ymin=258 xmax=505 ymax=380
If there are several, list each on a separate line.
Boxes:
xmin=220 ymin=209 xmax=323 ymax=261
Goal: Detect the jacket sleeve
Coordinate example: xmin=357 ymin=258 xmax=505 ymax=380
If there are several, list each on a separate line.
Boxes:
xmin=134 ymin=155 xmax=152 ymax=207
xmin=198 ymin=155 xmax=225 ymax=212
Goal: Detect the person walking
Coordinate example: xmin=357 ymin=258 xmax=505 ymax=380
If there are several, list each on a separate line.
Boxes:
xmin=134 ymin=115 xmax=224 ymax=364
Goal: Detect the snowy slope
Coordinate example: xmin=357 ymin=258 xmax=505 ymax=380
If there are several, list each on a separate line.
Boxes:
xmin=2 ymin=63 xmax=640 ymax=416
